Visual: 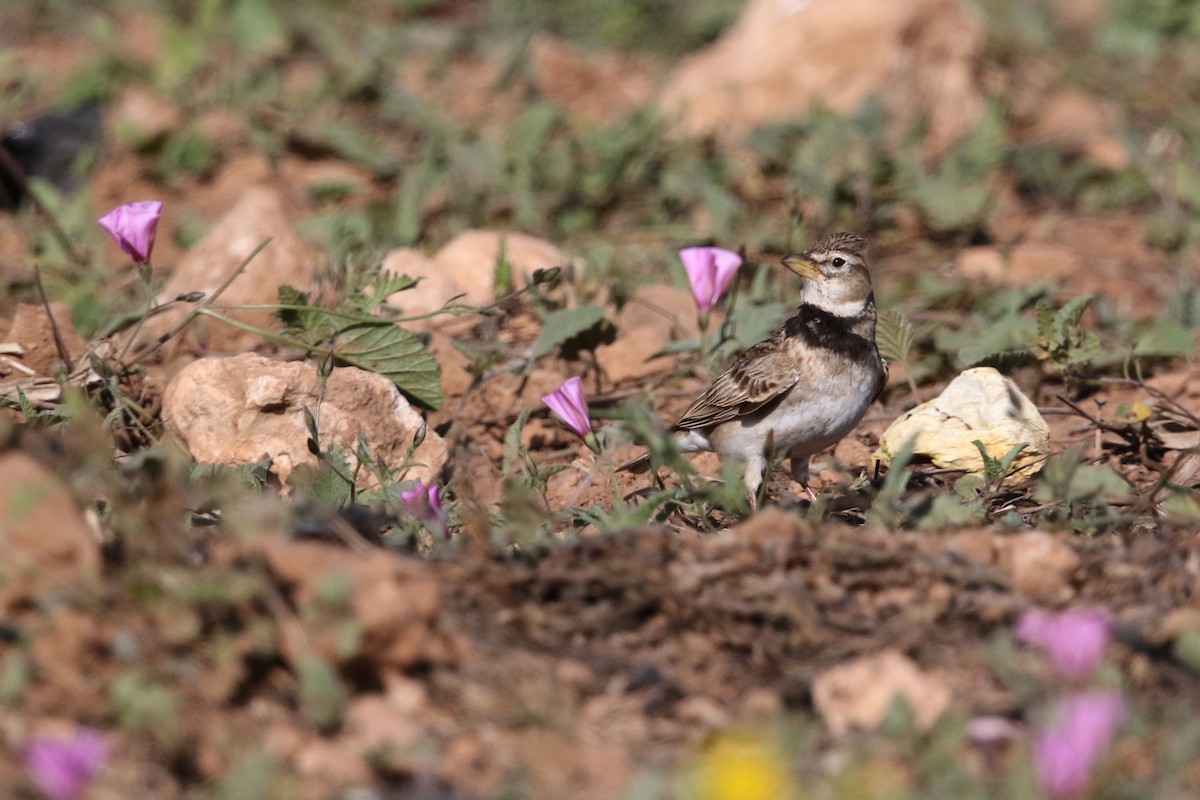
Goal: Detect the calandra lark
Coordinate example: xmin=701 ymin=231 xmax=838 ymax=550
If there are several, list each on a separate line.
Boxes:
xmin=624 ymin=232 xmax=886 ymax=508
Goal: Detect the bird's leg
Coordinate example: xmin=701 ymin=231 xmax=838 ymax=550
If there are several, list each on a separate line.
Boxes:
xmin=789 ymin=447 xmax=818 ymax=502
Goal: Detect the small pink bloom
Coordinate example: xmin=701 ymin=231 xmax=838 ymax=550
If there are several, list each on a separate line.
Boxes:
xmin=679 ymin=246 xmax=742 ymax=311
xmin=542 ymin=376 xmax=592 ymax=439
xmin=400 ymin=479 xmax=443 ymax=522
xmin=1032 ymin=690 xmax=1126 ymax=799
xmin=98 ymin=200 xmax=163 ymax=263
xmin=25 ymin=728 xmax=108 ymax=800
xmin=1016 ymin=607 xmax=1112 ymax=680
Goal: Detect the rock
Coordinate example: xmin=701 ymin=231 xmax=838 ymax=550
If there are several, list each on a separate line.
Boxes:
xmin=812 ymin=649 xmax=951 ymax=736
xmin=146 ymin=187 xmax=318 ymax=352
xmin=947 ymin=528 xmax=997 ymax=565
xmin=293 ymin=737 xmax=372 ymax=786
xmin=438 ymin=229 xmax=572 ymax=305
xmin=112 ymin=87 xmax=181 ymax=147
xmin=163 ymin=353 xmax=447 ymax=486
xmin=5 ymin=302 xmax=89 ymax=376
xmin=528 ymin=35 xmax=655 ymax=123
xmin=385 ymin=230 xmax=573 ymax=327
xmin=1008 ymin=241 xmax=1082 ymax=285
xmin=1025 ymin=89 xmax=1126 ymax=169
xmin=875 ymin=367 xmax=1050 ymax=486
xmin=659 ymin=0 xmax=985 ymax=158
xmin=595 ymin=285 xmax=704 ymax=384
xmin=382 ymin=247 xmax=460 ymax=330
xmin=956 ymin=246 xmax=1005 ymax=282
xmin=998 ymin=531 xmax=1079 ymax=601
xmin=258 ymin=538 xmax=449 ymax=669
xmin=0 ymin=452 xmax=99 ymax=611
xmin=343 ymin=694 xmax=426 ymax=754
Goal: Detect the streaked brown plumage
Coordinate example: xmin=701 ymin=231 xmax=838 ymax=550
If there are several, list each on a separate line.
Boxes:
xmin=623 ymin=232 xmax=886 ymax=508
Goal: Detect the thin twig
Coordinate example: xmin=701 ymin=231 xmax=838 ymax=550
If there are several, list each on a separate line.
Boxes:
xmin=31 ymin=266 xmax=73 ymax=372
xmin=131 ymin=236 xmax=273 ymax=364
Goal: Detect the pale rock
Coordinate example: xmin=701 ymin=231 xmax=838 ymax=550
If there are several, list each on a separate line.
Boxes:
xmin=595 ymin=284 xmax=704 ymax=384
xmin=343 ymin=694 xmax=425 ymax=753
xmin=812 ymin=649 xmax=951 ymax=736
xmin=659 ymin=0 xmax=985 ymax=158
xmin=384 ymin=230 xmax=573 ymax=328
xmin=956 ymin=246 xmax=1005 ymax=282
xmin=1085 ymin=136 xmax=1129 ymax=171
xmin=998 ymin=531 xmax=1079 ymax=600
xmin=293 ymin=738 xmax=372 ymax=785
xmin=875 ymin=367 xmax=1049 ymax=485
xmin=382 ymin=247 xmax=460 ymax=331
xmin=435 ymin=229 xmax=573 ymax=306
xmin=163 ymin=353 xmax=446 ymax=486
xmin=947 ymin=528 xmax=997 ymax=565
xmin=6 ymin=302 xmax=89 ymax=376
xmin=113 ymin=86 xmax=181 ymax=146
xmin=528 ymin=34 xmax=655 ymax=123
xmin=146 ymin=187 xmax=318 ymax=351
xmin=257 ymin=537 xmax=449 ymax=669
xmin=0 ymin=452 xmax=98 ymax=610
xmin=1025 ymin=89 xmax=1123 ymax=162
xmin=1008 ymin=241 xmax=1081 ymax=285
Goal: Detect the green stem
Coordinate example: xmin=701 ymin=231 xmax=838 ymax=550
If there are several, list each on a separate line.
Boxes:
xmin=132 ymin=236 xmax=273 ymax=364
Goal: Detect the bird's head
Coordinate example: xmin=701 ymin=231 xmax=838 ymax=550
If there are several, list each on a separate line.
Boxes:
xmin=781 ymin=232 xmax=873 ymax=317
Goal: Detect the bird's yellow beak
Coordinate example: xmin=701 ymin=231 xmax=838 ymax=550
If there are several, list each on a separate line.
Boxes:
xmin=782 ymin=254 xmax=820 ymax=281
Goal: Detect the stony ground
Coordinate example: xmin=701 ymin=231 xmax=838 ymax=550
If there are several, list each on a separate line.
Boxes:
xmin=3 ymin=1 xmax=1200 ymax=799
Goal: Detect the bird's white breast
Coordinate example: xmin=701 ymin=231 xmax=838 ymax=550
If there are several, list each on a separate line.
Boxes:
xmin=711 ymin=358 xmax=879 ymax=461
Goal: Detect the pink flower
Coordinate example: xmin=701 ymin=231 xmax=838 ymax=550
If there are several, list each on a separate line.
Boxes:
xmin=1033 ymin=690 xmax=1126 ymax=799
xmin=97 ymin=200 xmax=163 ymax=263
xmin=679 ymin=246 xmax=742 ymax=311
xmin=542 ymin=376 xmax=592 ymax=439
xmin=1016 ymin=607 xmax=1112 ymax=680
xmin=399 ymin=479 xmax=448 ymax=537
xmin=25 ymin=728 xmax=108 ymax=800
xmin=399 ymin=479 xmax=443 ymax=522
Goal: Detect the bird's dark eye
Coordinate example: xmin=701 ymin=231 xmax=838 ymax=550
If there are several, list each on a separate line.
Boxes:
xmin=832 ymin=257 xmax=846 ymax=268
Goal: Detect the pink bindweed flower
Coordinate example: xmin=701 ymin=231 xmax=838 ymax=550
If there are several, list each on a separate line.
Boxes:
xmin=679 ymin=246 xmax=743 ymax=311
xmin=97 ymin=200 xmax=163 ymax=264
xmin=1016 ymin=607 xmax=1112 ymax=680
xmin=25 ymin=728 xmax=108 ymax=800
xmin=542 ymin=376 xmax=599 ymax=452
xmin=399 ymin=479 xmax=448 ymax=537
xmin=1032 ymin=690 xmax=1126 ymax=800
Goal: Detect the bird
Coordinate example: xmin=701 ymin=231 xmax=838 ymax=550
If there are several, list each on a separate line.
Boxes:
xmin=622 ymin=232 xmax=886 ymax=509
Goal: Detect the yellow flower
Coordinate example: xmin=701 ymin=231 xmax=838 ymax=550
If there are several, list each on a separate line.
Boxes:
xmin=693 ymin=730 xmax=792 ymax=800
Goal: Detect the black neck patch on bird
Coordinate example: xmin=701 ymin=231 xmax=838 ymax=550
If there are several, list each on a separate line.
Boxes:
xmin=785 ymin=301 xmax=876 ymax=359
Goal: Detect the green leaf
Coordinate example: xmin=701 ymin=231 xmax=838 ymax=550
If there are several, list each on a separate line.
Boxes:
xmin=230 ymin=0 xmax=289 ymax=57
xmin=530 ymin=305 xmax=607 ymax=358
xmin=304 ymin=443 xmax=353 ymax=508
xmin=275 ymin=285 xmax=315 ymax=332
xmin=877 ymin=309 xmax=916 ymax=364
xmin=1133 ymin=317 xmax=1197 ymax=357
xmin=330 ymin=322 xmax=443 ymax=409
xmin=296 ymin=654 xmax=347 ymax=734
xmin=503 ymin=408 xmax=532 ymax=476
xmin=972 ymin=439 xmax=1028 ymax=484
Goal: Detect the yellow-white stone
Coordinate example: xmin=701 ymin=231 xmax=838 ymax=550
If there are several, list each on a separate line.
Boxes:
xmin=875 ymin=367 xmax=1049 ymax=485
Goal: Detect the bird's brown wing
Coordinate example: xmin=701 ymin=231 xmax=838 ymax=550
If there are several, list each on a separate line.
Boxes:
xmin=672 ymin=333 xmax=803 ymax=431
